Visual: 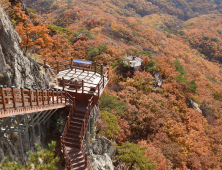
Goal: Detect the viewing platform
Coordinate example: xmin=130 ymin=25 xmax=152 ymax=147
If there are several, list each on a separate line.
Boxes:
xmin=44 ymin=58 xmax=109 ymax=97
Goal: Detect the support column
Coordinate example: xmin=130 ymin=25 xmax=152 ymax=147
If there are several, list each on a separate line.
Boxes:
xmin=19 ymin=130 xmax=25 ymax=165
xmin=0 ymin=119 xmax=2 ymax=136
xmin=91 ymin=109 xmax=95 ymax=139
xmin=32 ymin=125 xmax=36 ymax=144
xmin=25 ymin=115 xmax=31 ymax=150
xmin=38 ymin=116 xmax=41 ymax=142
xmin=26 ymin=128 xmax=30 ymax=150
xmin=87 ymin=115 xmax=90 ymax=152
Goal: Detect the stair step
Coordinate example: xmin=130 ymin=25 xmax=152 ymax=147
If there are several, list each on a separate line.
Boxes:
xmin=67 ymin=147 xmax=79 ymax=154
xmin=67 ymin=127 xmax=80 ymax=135
xmin=72 ymin=116 xmax=84 ymax=122
xmin=66 ymin=132 xmax=80 ymax=138
xmin=69 ymin=148 xmax=81 ymax=155
xmin=71 ymin=155 xmax=84 ymax=163
xmin=69 ymin=124 xmax=82 ymax=129
xmin=69 ymin=150 xmax=82 ymax=158
xmin=73 ymin=112 xmax=85 ymax=118
xmin=70 ymin=118 xmax=83 ymax=125
xmin=63 ymin=141 xmax=79 ymax=147
xmin=74 ymin=110 xmax=86 ymax=114
xmin=72 ymin=166 xmax=87 ymax=170
xmin=68 ymin=127 xmax=81 ymax=134
xmin=72 ymin=160 xmax=86 ymax=168
xmin=65 ymin=136 xmax=80 ymax=144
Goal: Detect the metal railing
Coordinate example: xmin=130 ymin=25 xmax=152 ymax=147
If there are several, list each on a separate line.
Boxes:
xmin=44 ymin=58 xmax=109 ymax=76
xmin=0 ymin=86 xmax=68 ymax=118
xmin=80 ymin=95 xmax=94 ymax=169
xmin=60 ymin=95 xmax=75 ymax=170
xmin=60 ymin=95 xmax=93 ymax=169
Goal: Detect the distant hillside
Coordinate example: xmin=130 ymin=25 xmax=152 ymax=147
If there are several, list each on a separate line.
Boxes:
xmin=23 ymin=0 xmax=222 ymax=20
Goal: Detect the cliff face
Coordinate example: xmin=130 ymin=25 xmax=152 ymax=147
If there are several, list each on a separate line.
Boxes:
xmin=0 ymin=6 xmax=50 ymax=164
xmin=0 ymin=7 xmax=48 ymax=88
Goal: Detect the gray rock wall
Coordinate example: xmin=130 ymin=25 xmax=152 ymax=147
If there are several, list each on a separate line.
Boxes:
xmin=0 ymin=7 xmax=49 ymax=88
xmin=86 ymin=103 xmax=116 ymax=170
xmin=0 ymin=6 xmax=51 ymax=165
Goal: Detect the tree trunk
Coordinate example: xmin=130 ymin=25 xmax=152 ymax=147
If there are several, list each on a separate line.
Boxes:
xmin=129 ymin=161 xmax=135 ymax=170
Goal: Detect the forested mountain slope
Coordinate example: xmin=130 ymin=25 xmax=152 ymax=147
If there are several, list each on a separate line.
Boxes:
xmin=4 ymin=0 xmax=222 ymax=169
xmin=24 ymin=0 xmax=222 ymax=19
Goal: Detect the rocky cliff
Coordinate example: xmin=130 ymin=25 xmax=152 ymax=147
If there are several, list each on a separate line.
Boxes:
xmin=0 ymin=6 xmax=49 ymax=88
xmin=0 ymin=5 xmax=51 ymax=165
xmin=86 ymin=104 xmax=116 ymax=170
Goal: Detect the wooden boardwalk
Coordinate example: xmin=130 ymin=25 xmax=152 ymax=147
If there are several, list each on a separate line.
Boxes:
xmin=0 ymin=87 xmax=68 ymax=118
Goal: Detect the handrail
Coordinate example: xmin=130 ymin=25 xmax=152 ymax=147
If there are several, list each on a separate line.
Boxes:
xmin=77 ymin=95 xmax=94 ymax=169
xmin=60 ymin=95 xmax=75 ymax=170
xmin=0 ymin=86 xmax=66 ymax=114
xmin=60 ymin=74 xmax=108 ymax=96
xmin=44 ymin=58 xmax=109 ymax=76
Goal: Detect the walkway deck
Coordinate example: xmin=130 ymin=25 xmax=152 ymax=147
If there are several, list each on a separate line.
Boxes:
xmin=55 ymin=69 xmax=108 ymax=96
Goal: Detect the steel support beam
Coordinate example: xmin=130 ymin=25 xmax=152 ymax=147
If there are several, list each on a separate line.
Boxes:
xmin=19 ymin=130 xmax=25 ymax=164
xmin=43 ymin=109 xmax=58 ymax=124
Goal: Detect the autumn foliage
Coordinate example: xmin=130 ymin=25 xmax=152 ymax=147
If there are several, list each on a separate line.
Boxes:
xmin=7 ymin=0 xmax=222 ymax=169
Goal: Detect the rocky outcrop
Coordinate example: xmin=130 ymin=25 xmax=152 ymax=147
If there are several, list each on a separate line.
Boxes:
xmin=86 ymin=104 xmax=116 ymax=170
xmin=89 ymin=136 xmax=116 ymax=170
xmin=90 ymin=153 xmax=114 ymax=170
xmin=191 ymin=100 xmax=202 ymax=114
xmin=0 ymin=7 xmax=49 ymax=88
xmin=154 ymin=71 xmax=163 ymax=87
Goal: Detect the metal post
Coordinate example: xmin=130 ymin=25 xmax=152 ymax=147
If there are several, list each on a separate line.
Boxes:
xmin=57 ymin=60 xmax=60 ymax=74
xmin=27 ymin=128 xmax=30 ymax=150
xmin=94 ymin=61 xmax=97 ymax=74
xmin=101 ymin=64 xmax=103 ymax=76
xmin=75 ymin=80 xmax=78 ymax=93
xmin=1 ymin=86 xmax=6 ymax=110
xmin=71 ymin=57 xmax=73 ymax=70
xmin=107 ymin=67 xmax=109 ymax=79
xmin=21 ymin=87 xmax=25 ymax=107
xmin=102 ymin=75 xmax=105 ymax=88
xmin=98 ymin=83 xmax=100 ymax=96
xmin=88 ymin=116 xmax=90 ymax=151
xmin=91 ymin=109 xmax=95 ymax=139
xmin=62 ymin=77 xmax=65 ymax=91
xmin=38 ymin=116 xmax=41 ymax=142
xmin=25 ymin=115 xmax=31 ymax=150
xmin=0 ymin=118 xmax=2 ymax=135
xmin=36 ymin=89 xmax=39 ymax=106
xmin=12 ymin=86 xmax=17 ymax=109
xmin=32 ymin=125 xmax=36 ymax=144
xmin=82 ymin=79 xmax=84 ymax=93
xmin=19 ymin=131 xmax=25 ymax=164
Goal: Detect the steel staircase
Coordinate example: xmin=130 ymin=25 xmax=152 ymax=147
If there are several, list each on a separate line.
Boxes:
xmin=60 ymin=95 xmax=94 ymax=170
